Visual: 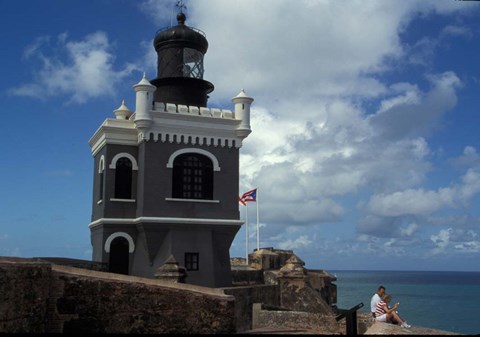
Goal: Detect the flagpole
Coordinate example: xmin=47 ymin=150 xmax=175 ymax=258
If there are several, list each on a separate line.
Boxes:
xmin=256 ymin=187 xmax=260 ymax=251
xmin=245 ymin=202 xmax=249 ymax=265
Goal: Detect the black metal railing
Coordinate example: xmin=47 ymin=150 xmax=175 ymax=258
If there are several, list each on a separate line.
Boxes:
xmin=335 ymin=302 xmax=364 ymax=335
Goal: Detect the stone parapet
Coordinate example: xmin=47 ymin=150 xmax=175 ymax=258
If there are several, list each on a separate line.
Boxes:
xmin=222 ymin=284 xmax=280 ymax=332
xmin=365 ymin=321 xmax=462 ymax=335
xmin=0 ymin=257 xmax=235 ymax=334
xmin=153 ymin=101 xmax=236 ymax=119
xmin=251 ymin=303 xmax=344 ymax=334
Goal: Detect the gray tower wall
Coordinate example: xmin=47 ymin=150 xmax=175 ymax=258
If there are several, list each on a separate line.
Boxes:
xmin=137 ymin=141 xmax=240 ymax=219
xmin=89 ymin=139 xmax=242 ymax=287
xmin=91 ymin=145 xmax=138 ymax=221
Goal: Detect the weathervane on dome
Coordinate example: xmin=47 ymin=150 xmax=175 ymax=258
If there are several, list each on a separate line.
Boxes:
xmin=176 ymin=0 xmax=187 ymax=14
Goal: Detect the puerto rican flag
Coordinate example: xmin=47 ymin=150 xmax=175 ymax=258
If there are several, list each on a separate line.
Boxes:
xmin=239 ymin=188 xmax=257 ymax=205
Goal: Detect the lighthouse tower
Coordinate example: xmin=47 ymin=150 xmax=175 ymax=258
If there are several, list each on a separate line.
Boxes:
xmin=88 ymin=10 xmax=253 ymax=287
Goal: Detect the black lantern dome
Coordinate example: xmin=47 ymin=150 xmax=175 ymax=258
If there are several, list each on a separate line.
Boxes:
xmin=151 ymin=12 xmax=214 ymax=107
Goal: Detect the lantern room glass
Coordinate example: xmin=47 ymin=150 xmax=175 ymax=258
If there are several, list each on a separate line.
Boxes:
xmin=157 ymin=47 xmax=204 ymax=79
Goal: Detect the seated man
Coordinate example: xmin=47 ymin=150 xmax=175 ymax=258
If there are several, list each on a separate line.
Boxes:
xmin=370 ymin=285 xmax=385 ymax=319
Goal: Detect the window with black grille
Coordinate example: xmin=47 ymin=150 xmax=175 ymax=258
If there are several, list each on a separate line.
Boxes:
xmin=185 ymin=252 xmax=199 ymax=271
xmin=114 ymin=157 xmax=133 ymax=199
xmin=172 ymin=153 xmax=213 ymax=199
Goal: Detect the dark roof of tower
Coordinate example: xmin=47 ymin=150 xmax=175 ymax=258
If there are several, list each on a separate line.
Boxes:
xmin=153 ymin=12 xmax=208 ymax=53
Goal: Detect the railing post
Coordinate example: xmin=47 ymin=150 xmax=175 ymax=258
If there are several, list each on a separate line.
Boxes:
xmin=335 ymin=302 xmax=364 ymax=336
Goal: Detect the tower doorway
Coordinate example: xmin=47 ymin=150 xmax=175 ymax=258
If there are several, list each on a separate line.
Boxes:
xmin=109 ymin=236 xmax=129 ymax=275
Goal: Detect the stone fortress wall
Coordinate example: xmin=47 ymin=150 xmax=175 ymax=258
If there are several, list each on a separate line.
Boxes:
xmin=0 ymin=248 xmax=341 ymax=334
xmin=0 ymin=257 xmax=236 ymax=334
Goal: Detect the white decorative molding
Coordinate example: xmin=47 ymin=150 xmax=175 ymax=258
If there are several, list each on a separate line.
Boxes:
xmin=104 ymin=232 xmax=135 ymax=253
xmin=165 ymin=198 xmax=220 ymax=203
xmin=109 ymin=153 xmax=139 ymax=170
xmin=166 ymin=148 xmax=221 ymax=171
xmin=90 ymin=217 xmax=244 ymax=229
xmin=110 ymin=198 xmax=136 ymax=203
xmin=89 ymin=100 xmax=251 ymax=156
xmin=89 ymin=118 xmax=138 ymax=156
xmin=149 ymin=101 xmax=245 ymax=148
xmin=98 ymin=155 xmax=105 ymax=173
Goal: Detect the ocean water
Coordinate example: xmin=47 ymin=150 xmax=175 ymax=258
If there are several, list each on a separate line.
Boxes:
xmin=331 ymin=270 xmax=480 ymax=335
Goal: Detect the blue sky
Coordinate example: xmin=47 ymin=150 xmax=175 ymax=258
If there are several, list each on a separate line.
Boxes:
xmin=1 ymin=0 xmax=480 ymax=272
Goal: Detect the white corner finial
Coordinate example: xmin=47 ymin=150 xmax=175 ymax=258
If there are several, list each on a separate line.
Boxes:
xmin=114 ymin=99 xmax=132 ymax=119
xmin=234 ymin=88 xmax=251 ymax=99
xmin=134 ymin=72 xmax=155 ymax=88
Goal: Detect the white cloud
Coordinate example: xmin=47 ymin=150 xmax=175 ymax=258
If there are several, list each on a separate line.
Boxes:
xmin=400 ymin=223 xmax=419 ymax=237
xmin=369 ymin=71 xmax=461 ymax=141
xmin=362 ymin=167 xmax=480 ymax=235
xmin=195 ymin=0 xmax=411 ymax=103
xmin=366 ymin=188 xmax=455 ymax=218
xmin=430 ymin=227 xmax=480 ymax=255
xmin=441 ymin=25 xmax=473 ymax=39
xmin=278 ymin=235 xmax=313 ymax=250
xmin=22 ymin=35 xmax=50 ymax=60
xmin=10 ymin=32 xmax=138 ymax=103
xmin=450 ymin=146 xmax=480 ymax=168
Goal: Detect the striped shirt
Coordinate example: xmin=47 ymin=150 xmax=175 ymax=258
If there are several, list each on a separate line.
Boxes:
xmin=375 ymin=300 xmax=387 ymax=317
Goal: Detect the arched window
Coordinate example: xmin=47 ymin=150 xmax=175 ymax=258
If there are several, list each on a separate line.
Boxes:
xmin=172 ymin=153 xmax=213 ymax=199
xmin=109 ymin=236 xmax=129 ymax=275
xmin=98 ymin=156 xmax=105 ymax=201
xmin=115 ymin=157 xmax=132 ymax=199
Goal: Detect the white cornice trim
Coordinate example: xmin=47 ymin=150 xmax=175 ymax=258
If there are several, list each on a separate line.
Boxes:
xmin=89 ymin=100 xmax=252 ymax=156
xmin=89 ymin=217 xmax=244 ymax=229
xmin=110 ymin=198 xmax=136 ymax=203
xmin=165 ymin=198 xmax=220 ymax=203
xmin=89 ymin=119 xmax=138 ymax=156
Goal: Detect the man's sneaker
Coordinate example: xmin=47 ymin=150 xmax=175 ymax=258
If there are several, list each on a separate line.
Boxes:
xmin=401 ymin=322 xmax=411 ymax=328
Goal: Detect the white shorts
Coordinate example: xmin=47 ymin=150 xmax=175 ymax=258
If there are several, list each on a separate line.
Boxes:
xmin=375 ymin=314 xmax=387 ymax=322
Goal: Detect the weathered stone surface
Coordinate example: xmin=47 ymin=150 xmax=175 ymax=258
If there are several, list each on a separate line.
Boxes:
xmin=278 ymin=254 xmax=307 ymax=278
xmin=0 ymin=257 xmax=236 ymax=334
xmin=0 ymin=259 xmax=51 ymax=333
xmin=231 ymin=265 xmax=265 ymax=286
xmin=230 ymin=257 xmax=247 ymax=266
xmin=278 ymin=279 xmax=333 ymax=314
xmin=222 ymin=284 xmax=280 ymax=332
xmin=276 ymin=255 xmax=333 ymax=314
xmin=248 ymin=248 xmax=295 ymax=271
xmin=365 ymin=321 xmax=462 ymax=335
xmin=252 ymin=304 xmax=343 ymax=334
xmin=57 ymin=273 xmax=234 ymax=334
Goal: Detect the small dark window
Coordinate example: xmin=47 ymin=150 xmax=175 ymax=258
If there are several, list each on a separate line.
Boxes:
xmin=172 ymin=153 xmax=213 ymax=199
xmin=99 ymin=169 xmax=104 ymax=200
xmin=185 ymin=252 xmax=199 ymax=271
xmin=115 ymin=157 xmax=133 ymax=199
